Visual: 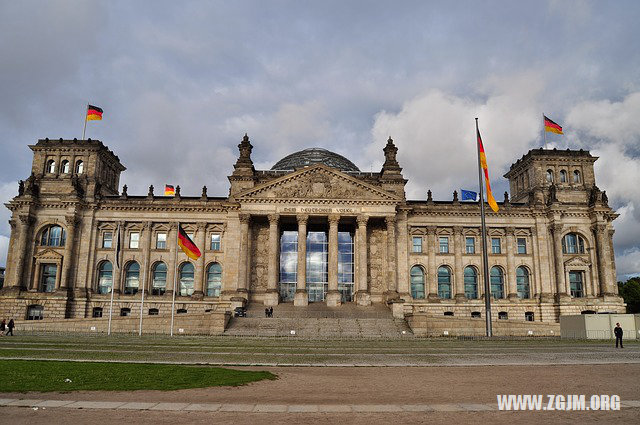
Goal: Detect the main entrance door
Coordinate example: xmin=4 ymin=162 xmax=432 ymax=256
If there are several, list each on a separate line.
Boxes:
xmin=306 ymin=231 xmax=328 ymax=302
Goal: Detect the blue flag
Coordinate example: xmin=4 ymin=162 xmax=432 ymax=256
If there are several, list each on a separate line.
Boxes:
xmin=461 ymin=189 xmax=480 ymax=202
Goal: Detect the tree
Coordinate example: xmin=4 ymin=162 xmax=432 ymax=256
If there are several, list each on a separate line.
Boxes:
xmin=618 ymin=277 xmax=640 ymax=314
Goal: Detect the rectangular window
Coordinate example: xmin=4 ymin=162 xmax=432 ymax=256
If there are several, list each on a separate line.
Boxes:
xmin=491 ymin=237 xmax=501 ymax=254
xmin=412 ymin=236 xmax=422 ymax=253
xmin=210 ymin=234 xmax=221 ymax=251
xmin=129 ymin=232 xmax=139 ymax=249
xmin=102 ymin=232 xmax=113 ymax=249
xmin=517 ymin=237 xmax=527 ymax=254
xmin=439 ymin=237 xmax=449 ymax=253
xmin=40 ymin=264 xmax=57 ymax=293
xmin=156 ymin=232 xmax=167 ymax=249
xmin=465 ymin=237 xmax=475 ymax=254
xmin=569 ymin=271 xmax=584 ymax=298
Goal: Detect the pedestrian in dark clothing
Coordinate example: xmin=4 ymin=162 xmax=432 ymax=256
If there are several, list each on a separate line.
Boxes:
xmin=265 ymin=308 xmax=269 ymax=318
xmin=614 ymin=323 xmax=623 ymax=348
xmin=0 ymin=319 xmax=5 ymax=333
xmin=269 ymin=306 xmax=273 ymax=318
xmin=6 ymin=319 xmax=15 ymax=336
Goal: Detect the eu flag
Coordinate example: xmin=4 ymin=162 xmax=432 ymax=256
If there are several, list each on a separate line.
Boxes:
xmin=461 ymin=189 xmax=479 ymax=202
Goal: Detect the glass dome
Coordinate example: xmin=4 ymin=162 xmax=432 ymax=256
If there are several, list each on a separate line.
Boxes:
xmin=271 ymin=148 xmax=360 ymax=172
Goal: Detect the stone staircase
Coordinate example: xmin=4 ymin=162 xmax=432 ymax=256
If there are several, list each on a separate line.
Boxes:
xmin=224 ymin=303 xmax=413 ymax=338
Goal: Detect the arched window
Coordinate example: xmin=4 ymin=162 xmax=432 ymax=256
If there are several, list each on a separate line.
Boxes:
xmin=516 ymin=266 xmax=530 ymax=299
xmin=151 ymin=262 xmax=167 ymax=296
xmin=206 ymin=262 xmax=222 ymax=297
xmin=562 ymin=233 xmax=585 ymax=254
xmin=410 ymin=265 xmax=425 ymax=299
xmin=46 ymin=159 xmax=56 ymax=174
xmin=40 ymin=225 xmax=66 ymax=247
xmin=490 ymin=266 xmax=504 ymax=299
xmin=97 ymin=261 xmax=113 ymax=294
xmin=124 ymin=262 xmax=140 ymax=295
xmin=573 ymin=170 xmax=581 ymax=183
xmin=179 ymin=262 xmax=195 ymax=296
xmin=546 ymin=169 xmax=554 ymax=182
xmin=437 ymin=266 xmax=452 ymax=299
xmin=60 ymin=160 xmax=70 ymax=174
xmin=464 ymin=266 xmax=478 ymax=299
xmin=75 ymin=160 xmax=84 ymax=174
xmin=559 ymin=170 xmax=567 ymax=183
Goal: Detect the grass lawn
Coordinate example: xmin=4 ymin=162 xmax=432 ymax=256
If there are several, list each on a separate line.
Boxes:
xmin=0 ymin=360 xmax=276 ymax=392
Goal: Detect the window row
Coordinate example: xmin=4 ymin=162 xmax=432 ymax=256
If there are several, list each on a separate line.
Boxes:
xmin=440 ymin=310 xmax=535 ymax=321
xmin=90 ymin=307 xmax=188 ymax=318
xmin=101 ymin=231 xmax=222 ymax=251
xmin=412 ymin=236 xmax=528 ymax=255
xmin=410 ymin=265 xmax=532 ymax=300
xmin=45 ymin=159 xmax=84 ymax=175
xmin=96 ymin=261 xmax=222 ymax=297
xmin=546 ymin=169 xmax=581 ymax=184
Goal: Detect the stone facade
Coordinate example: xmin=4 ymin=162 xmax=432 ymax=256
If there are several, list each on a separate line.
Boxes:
xmin=0 ymin=135 xmax=625 ymax=326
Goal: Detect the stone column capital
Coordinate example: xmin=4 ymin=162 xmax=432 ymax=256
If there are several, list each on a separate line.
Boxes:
xmin=328 ymin=214 xmax=340 ymax=225
xmin=267 ymin=214 xmax=280 ymax=225
xmin=426 ymin=225 xmax=438 ymax=235
xmin=505 ymin=226 xmax=516 ymax=236
xmin=551 ymin=223 xmax=564 ymax=235
xmin=169 ymin=222 xmax=179 ymax=231
xmin=357 ymin=215 xmax=369 ymax=227
xmin=384 ymin=215 xmax=395 ymax=226
xmin=591 ymin=223 xmax=608 ymax=234
xmin=238 ymin=213 xmax=251 ymax=224
xmin=65 ymin=214 xmax=80 ymax=228
xmin=18 ymin=213 xmax=34 ymax=226
xmin=453 ymin=226 xmax=463 ymax=235
xmin=141 ymin=221 xmax=153 ymax=231
xmin=197 ymin=221 xmax=207 ymax=231
xmin=297 ymin=214 xmax=309 ymax=225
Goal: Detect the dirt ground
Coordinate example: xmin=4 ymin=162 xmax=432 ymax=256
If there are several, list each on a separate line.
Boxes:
xmin=2 ymin=364 xmax=639 ymax=424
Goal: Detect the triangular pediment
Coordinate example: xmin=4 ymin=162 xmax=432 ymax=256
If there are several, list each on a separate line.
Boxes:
xmin=35 ymin=248 xmax=64 ymax=260
xmin=237 ymin=165 xmax=400 ymax=202
xmin=564 ymin=256 xmax=591 ymax=267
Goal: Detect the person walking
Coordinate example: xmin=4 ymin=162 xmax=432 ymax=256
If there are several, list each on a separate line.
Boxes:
xmin=6 ymin=319 xmax=15 ymax=336
xmin=0 ymin=319 xmax=5 ymax=335
xmin=614 ymin=322 xmax=623 ymax=348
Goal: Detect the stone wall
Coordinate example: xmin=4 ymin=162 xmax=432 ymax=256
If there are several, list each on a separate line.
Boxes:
xmin=407 ymin=313 xmax=560 ymax=337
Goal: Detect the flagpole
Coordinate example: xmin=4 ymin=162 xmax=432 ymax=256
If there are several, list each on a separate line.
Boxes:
xmin=169 ymin=223 xmax=179 ymax=336
xmin=108 ymin=223 xmax=120 ymax=336
xmin=82 ymin=103 xmax=88 ymax=140
xmin=475 ymin=118 xmax=493 ymax=338
xmin=542 ymin=113 xmax=547 ymax=149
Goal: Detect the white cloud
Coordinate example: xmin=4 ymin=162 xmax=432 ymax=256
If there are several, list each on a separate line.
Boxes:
xmin=615 ymin=248 xmax=640 ymax=280
xmin=0 ymin=235 xmax=8 ymax=269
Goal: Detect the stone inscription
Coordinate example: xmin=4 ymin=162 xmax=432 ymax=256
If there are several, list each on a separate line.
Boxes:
xmin=281 ymin=207 xmax=357 ymax=214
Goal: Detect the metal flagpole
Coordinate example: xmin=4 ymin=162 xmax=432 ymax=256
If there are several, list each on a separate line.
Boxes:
xmin=475 ymin=118 xmax=493 ymax=337
xmin=108 ymin=223 xmax=120 ymax=336
xmin=542 ymin=113 xmax=547 ymax=149
xmin=82 ymin=104 xmax=88 ymax=140
xmin=169 ymin=223 xmax=179 ymax=336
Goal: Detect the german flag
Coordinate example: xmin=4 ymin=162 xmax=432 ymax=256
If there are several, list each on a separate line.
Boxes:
xmin=164 ymin=185 xmax=175 ymax=196
xmin=544 ymin=115 xmax=563 ymax=134
xmin=178 ymin=224 xmax=201 ymax=260
xmin=86 ymin=105 xmax=103 ymax=121
xmin=477 ymin=129 xmax=499 ymax=213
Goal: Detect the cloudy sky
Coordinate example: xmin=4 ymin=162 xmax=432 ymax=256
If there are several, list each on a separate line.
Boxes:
xmin=1 ymin=1 xmax=639 ymax=279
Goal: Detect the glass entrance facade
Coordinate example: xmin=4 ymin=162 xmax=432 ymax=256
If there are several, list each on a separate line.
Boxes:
xmin=306 ymin=230 xmax=328 ymax=302
xmin=279 ymin=230 xmax=298 ymax=301
xmin=338 ymin=229 xmax=354 ymax=302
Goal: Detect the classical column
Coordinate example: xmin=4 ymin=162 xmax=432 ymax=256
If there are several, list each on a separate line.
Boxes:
xmin=58 ymin=214 xmax=79 ymax=292
xmin=264 ymin=214 xmax=280 ymax=306
xmin=384 ymin=216 xmax=398 ymax=300
xmin=166 ymin=223 xmax=178 ymax=297
xmin=294 ymin=214 xmax=308 ymax=306
xmin=426 ymin=226 xmax=438 ymax=300
xmin=192 ymin=222 xmax=207 ymax=298
xmin=141 ymin=221 xmax=152 ymax=295
xmin=453 ymin=226 xmax=465 ymax=301
xmin=9 ymin=214 xmax=34 ymax=291
xmin=356 ymin=215 xmax=371 ymax=306
xmin=112 ymin=222 xmax=124 ymax=294
xmin=236 ymin=214 xmax=251 ymax=294
xmin=594 ymin=223 xmax=615 ymax=296
xmin=326 ymin=214 xmax=341 ymax=307
xmin=551 ymin=223 xmax=569 ymax=301
xmin=506 ymin=227 xmax=517 ymax=300
xmin=395 ymin=209 xmax=410 ymax=297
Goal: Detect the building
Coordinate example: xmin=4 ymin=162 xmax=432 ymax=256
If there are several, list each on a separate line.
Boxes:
xmin=0 ymin=135 xmax=625 ymax=326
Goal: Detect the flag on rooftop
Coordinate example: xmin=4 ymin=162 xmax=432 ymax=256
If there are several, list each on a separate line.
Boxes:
xmin=461 ymin=189 xmax=480 ymax=202
xmin=86 ymin=104 xmax=103 ymax=121
xmin=477 ymin=129 xmax=499 ymax=213
xmin=164 ymin=185 xmax=175 ymax=196
xmin=544 ymin=115 xmax=563 ymax=134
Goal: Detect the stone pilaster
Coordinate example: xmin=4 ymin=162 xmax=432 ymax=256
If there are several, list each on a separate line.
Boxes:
xmin=384 ymin=216 xmax=399 ymax=301
xmin=264 ymin=214 xmax=280 ymax=306
xmin=166 ymin=223 xmax=178 ymax=297
xmin=192 ymin=222 xmax=207 ymax=298
xmin=506 ymin=227 xmax=518 ymax=300
xmin=294 ymin=214 xmax=309 ymax=306
xmin=326 ymin=214 xmax=341 ymax=307
xmin=356 ymin=215 xmax=371 ymax=306
xmin=396 ymin=209 xmax=410 ymax=298
xmin=112 ymin=222 xmax=124 ymax=294
xmin=140 ymin=221 xmax=152 ymax=295
xmin=426 ymin=226 xmax=438 ymax=300
xmin=551 ymin=223 xmax=569 ymax=301
xmin=58 ymin=214 xmax=79 ymax=292
xmin=594 ymin=223 xmax=615 ymax=296
xmin=236 ymin=214 xmax=251 ymax=295
xmin=453 ymin=226 xmax=465 ymax=301
xmin=10 ymin=214 xmax=34 ymax=291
